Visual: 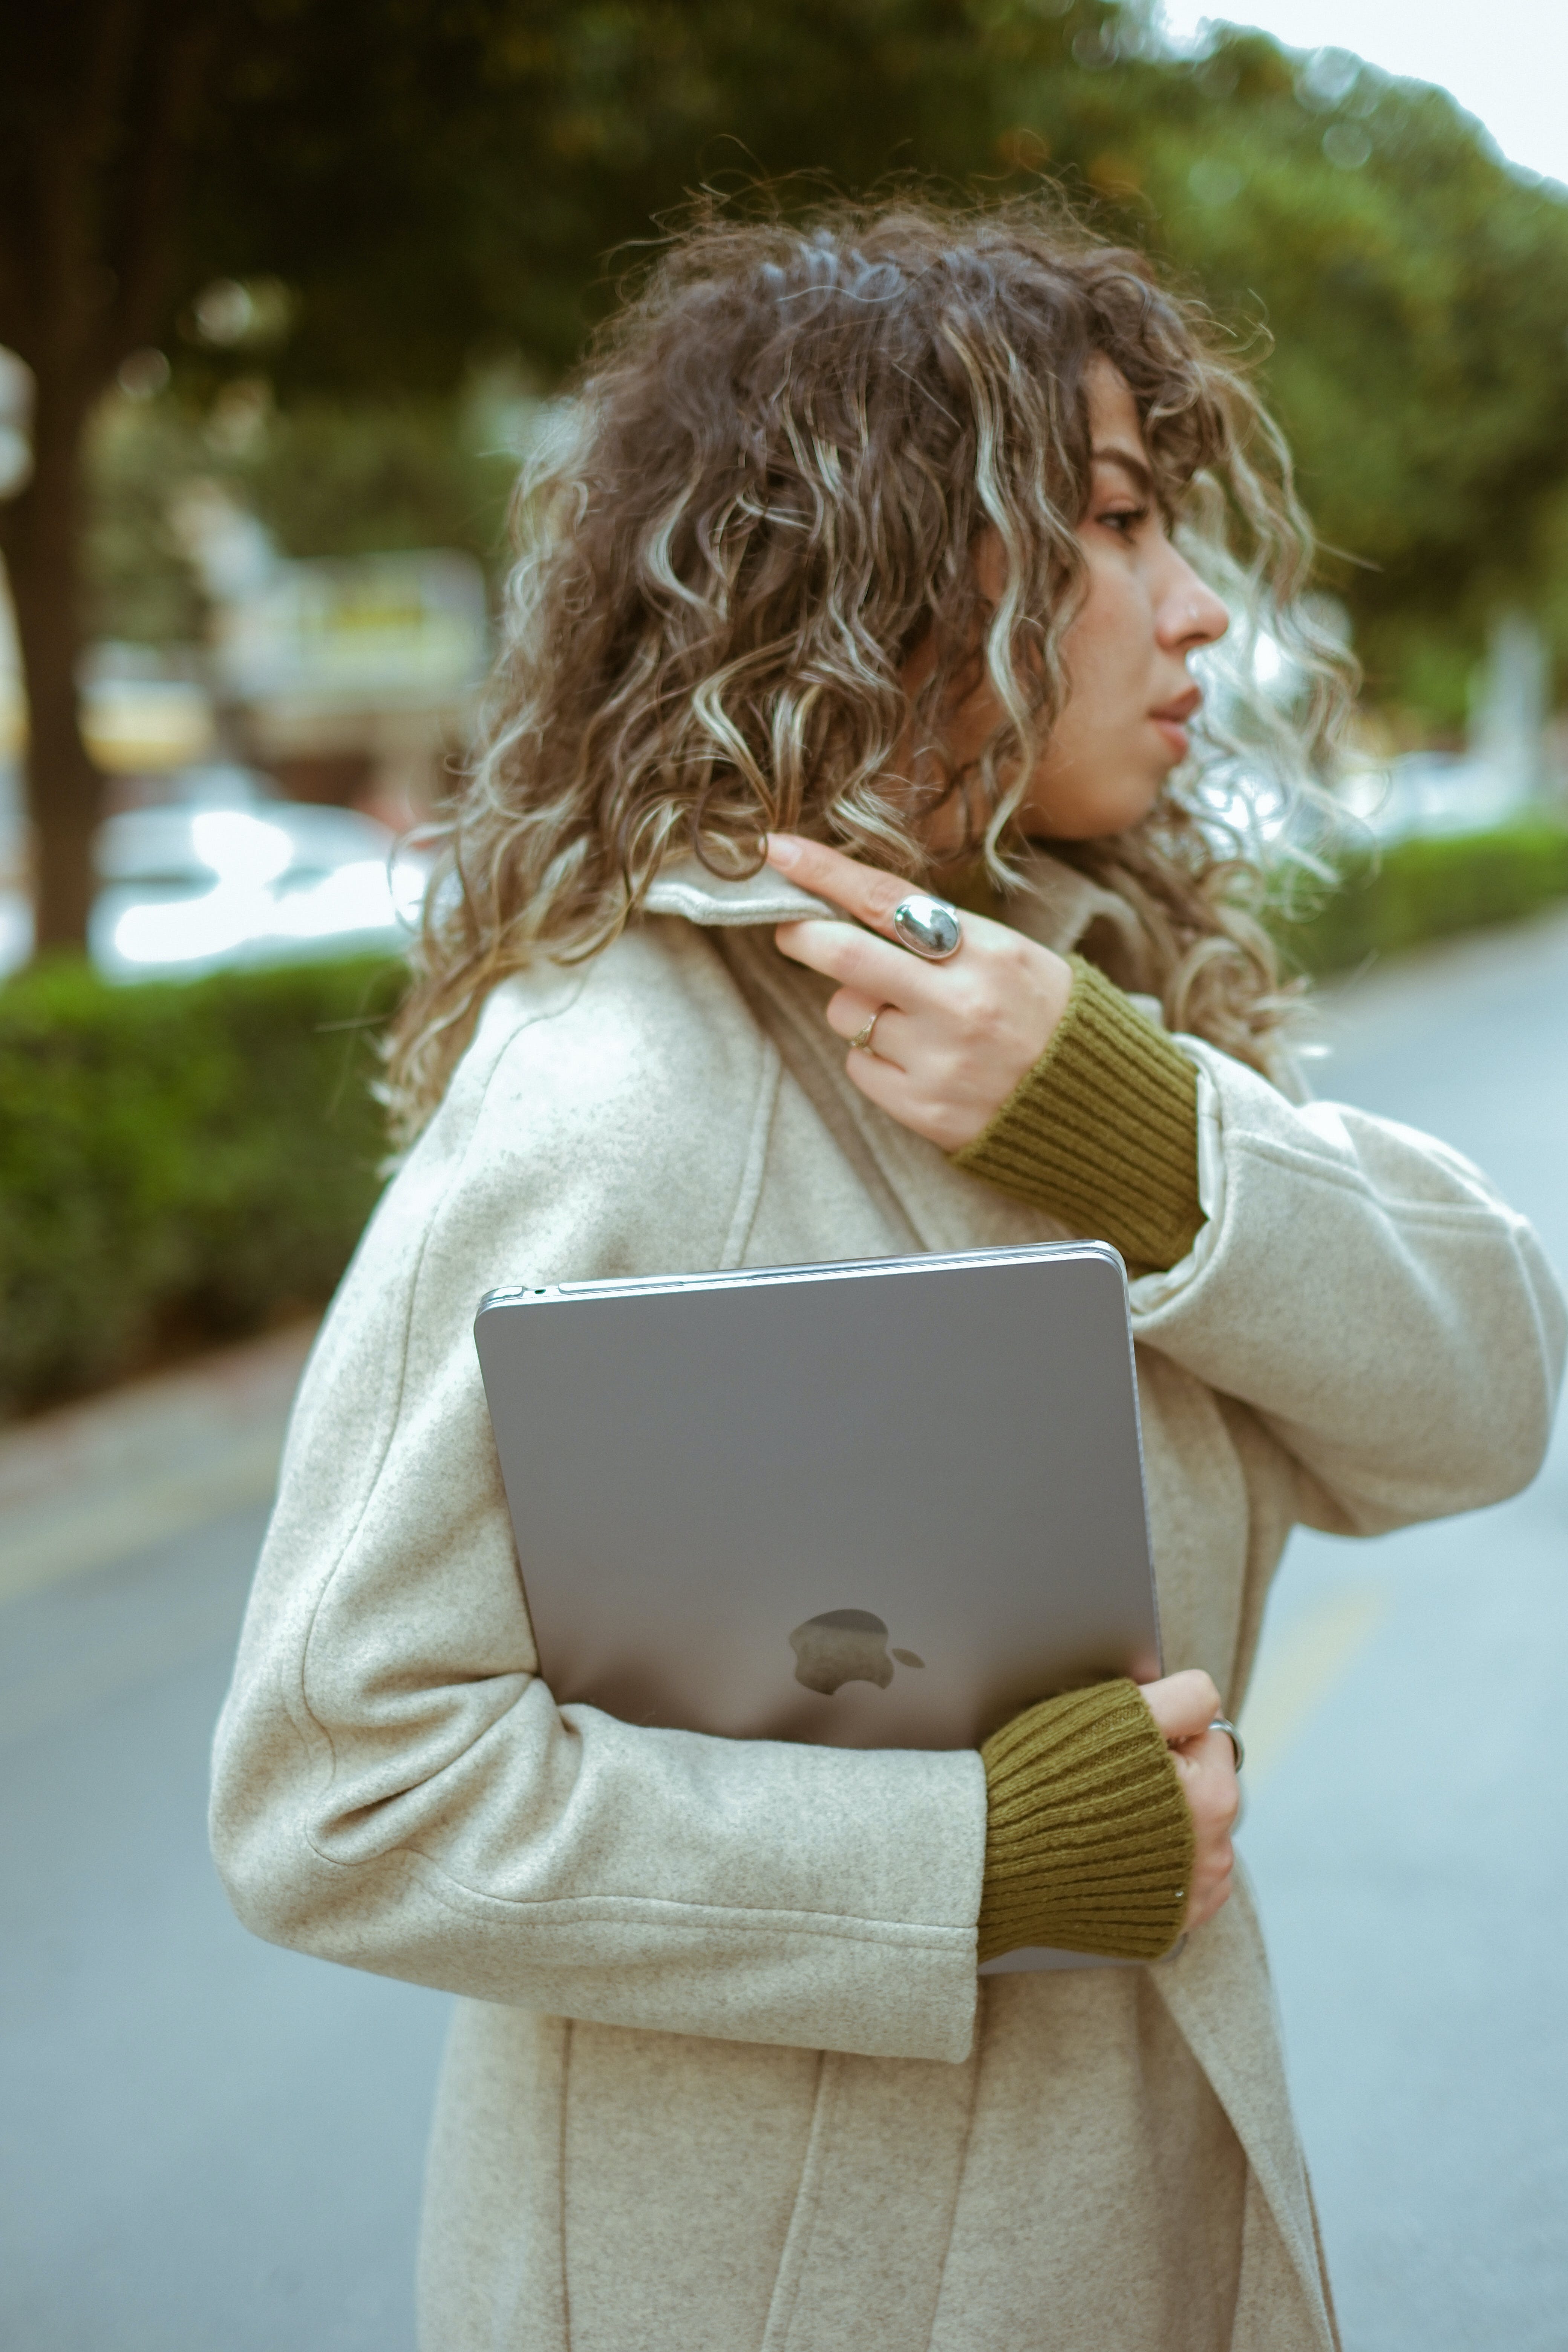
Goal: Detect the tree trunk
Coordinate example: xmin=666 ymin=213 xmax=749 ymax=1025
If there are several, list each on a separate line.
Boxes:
xmin=0 ymin=374 xmax=101 ymax=954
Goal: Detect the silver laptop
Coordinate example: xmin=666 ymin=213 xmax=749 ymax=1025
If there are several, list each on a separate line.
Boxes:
xmin=476 ymin=1242 xmax=1164 ymax=1974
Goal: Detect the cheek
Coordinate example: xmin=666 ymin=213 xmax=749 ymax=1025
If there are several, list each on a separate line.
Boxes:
xmin=1060 ymin=568 xmax=1147 ymax=717
xmin=1022 ymin=570 xmax=1167 ymax=835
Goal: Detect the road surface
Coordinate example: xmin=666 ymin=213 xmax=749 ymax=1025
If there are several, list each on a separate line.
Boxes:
xmin=3 ymin=908 xmax=1566 ymax=2350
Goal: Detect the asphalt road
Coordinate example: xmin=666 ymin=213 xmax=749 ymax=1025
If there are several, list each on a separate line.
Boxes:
xmin=0 ymin=1504 xmax=448 ymax=2352
xmin=2 ymin=908 xmax=1565 ymax=2352
xmin=1236 ymin=912 xmax=1568 ymax=2352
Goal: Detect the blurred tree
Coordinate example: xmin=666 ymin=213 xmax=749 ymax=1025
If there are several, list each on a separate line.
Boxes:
xmin=4 ymin=0 xmax=1034 ymax=949
xmin=239 ymin=397 xmax=517 ymax=567
xmin=6 ymin=0 xmax=1568 ymax=952
xmin=0 ymin=3 xmax=213 ymax=949
xmin=84 ymin=394 xmax=208 ymax=649
xmin=1031 ymin=32 xmax=1568 ymax=726
xmin=208 ymin=2 xmax=1568 ymax=726
xmin=84 ymin=383 xmax=518 ymax=647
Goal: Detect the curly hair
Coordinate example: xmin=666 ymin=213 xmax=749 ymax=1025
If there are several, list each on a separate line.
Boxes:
xmin=384 ymin=194 xmax=1349 ymax=1138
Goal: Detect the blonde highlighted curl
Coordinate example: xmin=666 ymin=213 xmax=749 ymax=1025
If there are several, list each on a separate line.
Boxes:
xmin=386 ymin=195 xmax=1350 ymax=1141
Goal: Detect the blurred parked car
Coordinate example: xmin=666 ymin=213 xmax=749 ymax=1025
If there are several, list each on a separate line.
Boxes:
xmin=89 ymin=797 xmax=428 ymax=981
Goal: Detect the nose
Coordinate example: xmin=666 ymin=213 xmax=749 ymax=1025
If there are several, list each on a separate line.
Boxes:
xmin=1155 ymin=544 xmax=1229 ymax=654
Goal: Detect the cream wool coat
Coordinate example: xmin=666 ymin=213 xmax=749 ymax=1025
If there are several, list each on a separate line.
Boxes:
xmin=210 ymin=857 xmax=1565 ymax=2352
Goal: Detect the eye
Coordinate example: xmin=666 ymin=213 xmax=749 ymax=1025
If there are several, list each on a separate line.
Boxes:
xmin=1097 ymin=502 xmax=1150 ymax=536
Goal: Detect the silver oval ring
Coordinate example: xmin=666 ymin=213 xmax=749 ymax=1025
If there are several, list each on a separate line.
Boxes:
xmin=1208 ymin=1715 xmax=1245 ymax=1772
xmin=848 ymin=1007 xmax=885 ymax=1055
xmin=891 ymin=893 xmax=963 ymax=961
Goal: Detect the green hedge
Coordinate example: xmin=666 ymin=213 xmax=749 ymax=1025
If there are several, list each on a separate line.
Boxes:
xmin=6 ymin=815 xmax=1567 ymax=1421
xmin=0 ymin=955 xmax=402 ymax=1419
xmin=1275 ymin=817 xmax=1568 ymax=975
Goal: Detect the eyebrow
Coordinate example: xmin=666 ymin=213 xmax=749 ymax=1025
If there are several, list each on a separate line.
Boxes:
xmin=1090 ymin=444 xmax=1156 ymax=499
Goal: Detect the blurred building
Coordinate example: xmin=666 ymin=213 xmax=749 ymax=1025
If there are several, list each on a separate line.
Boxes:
xmin=0 ymin=530 xmax=485 ymax=978
xmin=168 ymin=483 xmax=488 ymax=830
xmin=216 ymin=547 xmax=488 ymax=831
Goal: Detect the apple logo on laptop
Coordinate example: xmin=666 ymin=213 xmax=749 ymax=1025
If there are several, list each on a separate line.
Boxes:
xmin=789 ymin=1610 xmax=925 ymax=1697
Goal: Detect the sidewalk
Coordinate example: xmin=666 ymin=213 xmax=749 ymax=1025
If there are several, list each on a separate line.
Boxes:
xmin=0 ymin=1321 xmax=317 ymax=1608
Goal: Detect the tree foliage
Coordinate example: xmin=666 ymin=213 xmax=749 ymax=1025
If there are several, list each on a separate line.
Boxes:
xmin=86 ymin=385 xmax=517 ymax=647
xmin=1066 ymin=34 xmax=1568 ymax=721
xmin=5 ymin=0 xmax=1568 ymax=949
xmin=147 ymin=1 xmax=1568 ymax=717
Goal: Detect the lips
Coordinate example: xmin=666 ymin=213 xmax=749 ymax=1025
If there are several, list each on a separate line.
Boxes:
xmin=1150 ymin=687 xmax=1201 ymax=764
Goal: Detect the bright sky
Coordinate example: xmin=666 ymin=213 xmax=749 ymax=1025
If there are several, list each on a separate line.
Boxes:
xmin=1158 ymin=0 xmax=1568 ymax=189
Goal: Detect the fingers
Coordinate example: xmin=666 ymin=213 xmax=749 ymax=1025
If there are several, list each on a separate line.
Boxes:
xmin=1137 ymin=1671 xmax=1237 ymax=1935
xmin=823 ymin=986 xmax=882 ymax=1042
xmin=1171 ymin=1724 xmax=1240 ymax=1931
xmin=1184 ymin=1827 xmax=1236 ymax=1932
xmin=823 ymin=988 xmax=910 ymax=1069
xmin=767 ymin=830 xmax=1072 ymax=1157
xmin=766 ymin=833 xmax=924 ymax=938
xmin=1171 ymin=1730 xmax=1240 ymax=1822
xmin=1137 ymin=1668 xmax=1221 ymax=1746
xmin=775 ymin=915 xmax=949 ymax=1012
xmin=827 ymin=997 xmax=910 ymax=1073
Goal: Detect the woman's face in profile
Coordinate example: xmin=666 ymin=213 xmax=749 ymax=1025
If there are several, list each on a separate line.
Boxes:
xmin=928 ymin=357 xmax=1231 ymax=849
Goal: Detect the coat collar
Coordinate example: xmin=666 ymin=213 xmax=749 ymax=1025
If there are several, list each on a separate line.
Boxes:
xmin=642 ymin=848 xmax=1147 ymax=967
xmin=642 ymin=861 xmax=836 ymax=927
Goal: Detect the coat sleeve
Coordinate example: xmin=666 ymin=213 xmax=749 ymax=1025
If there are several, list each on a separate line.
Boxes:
xmin=209 ymin=951 xmax=986 ymax=2063
xmin=1128 ymin=1040 xmax=1566 ymax=1536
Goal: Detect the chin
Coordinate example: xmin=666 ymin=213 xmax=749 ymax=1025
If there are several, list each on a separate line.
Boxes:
xmin=1024 ymin=770 xmax=1168 ymax=843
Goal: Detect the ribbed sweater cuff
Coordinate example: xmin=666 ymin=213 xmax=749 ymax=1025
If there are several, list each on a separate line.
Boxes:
xmin=951 ymin=957 xmax=1204 ymax=1277
xmin=977 ymin=1679 xmax=1194 ymax=1965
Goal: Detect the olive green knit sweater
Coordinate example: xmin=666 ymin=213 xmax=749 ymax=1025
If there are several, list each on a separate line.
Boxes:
xmin=953 ymin=953 xmax=1204 ymax=1278
xmin=955 ymin=956 xmax=1207 ymax=1961
xmin=977 ymin=1681 xmax=1195 ymax=1962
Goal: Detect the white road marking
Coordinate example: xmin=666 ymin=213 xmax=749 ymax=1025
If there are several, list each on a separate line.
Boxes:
xmin=1240 ymin=1583 xmax=1391 ymax=1783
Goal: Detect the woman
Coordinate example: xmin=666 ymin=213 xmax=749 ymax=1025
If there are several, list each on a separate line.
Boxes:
xmin=210 ymin=203 xmax=1564 ymax=2351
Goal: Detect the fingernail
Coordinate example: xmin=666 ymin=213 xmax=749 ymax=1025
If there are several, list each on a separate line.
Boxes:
xmin=765 ymin=833 xmax=800 ymax=870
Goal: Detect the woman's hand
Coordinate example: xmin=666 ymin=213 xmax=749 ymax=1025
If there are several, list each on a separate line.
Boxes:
xmin=767 ymin=834 xmax=1073 ymax=1152
xmin=1138 ymin=1669 xmax=1239 ymax=1934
